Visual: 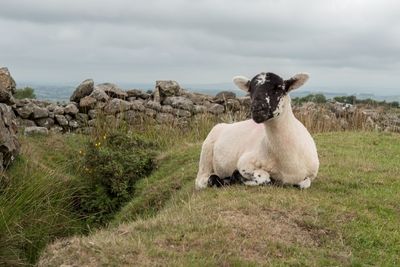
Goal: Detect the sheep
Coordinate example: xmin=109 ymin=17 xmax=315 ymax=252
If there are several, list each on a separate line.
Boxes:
xmin=195 ymin=72 xmax=319 ymax=190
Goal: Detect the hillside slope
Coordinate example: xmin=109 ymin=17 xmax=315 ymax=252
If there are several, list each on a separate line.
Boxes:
xmin=38 ymin=132 xmax=400 ymax=266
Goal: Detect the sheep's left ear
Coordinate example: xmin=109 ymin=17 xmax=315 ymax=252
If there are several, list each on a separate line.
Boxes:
xmin=284 ymin=73 xmax=309 ymax=92
xmin=233 ymin=76 xmax=251 ymax=92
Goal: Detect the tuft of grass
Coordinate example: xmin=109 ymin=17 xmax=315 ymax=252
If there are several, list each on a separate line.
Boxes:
xmin=0 ymin=134 xmax=87 ymax=266
xmin=38 ymin=132 xmax=400 ymax=266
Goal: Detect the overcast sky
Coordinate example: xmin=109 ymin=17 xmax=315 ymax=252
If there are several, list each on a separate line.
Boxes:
xmin=1 ymin=0 xmax=399 ymax=94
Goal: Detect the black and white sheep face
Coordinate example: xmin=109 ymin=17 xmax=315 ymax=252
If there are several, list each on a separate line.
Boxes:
xmin=233 ymin=72 xmax=310 ymax=123
xmin=249 ymin=72 xmax=286 ymax=123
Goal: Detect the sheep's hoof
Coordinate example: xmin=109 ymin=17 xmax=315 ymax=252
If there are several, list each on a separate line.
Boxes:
xmin=295 ymin=177 xmax=311 ymax=189
xmin=208 ymin=175 xmax=226 ymax=187
xmin=260 ymin=180 xmax=272 ymax=186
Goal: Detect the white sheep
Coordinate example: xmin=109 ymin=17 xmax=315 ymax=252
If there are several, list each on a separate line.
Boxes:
xmin=195 ymin=72 xmax=319 ymax=189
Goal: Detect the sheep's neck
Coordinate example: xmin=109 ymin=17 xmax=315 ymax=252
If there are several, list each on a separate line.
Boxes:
xmin=263 ymin=102 xmax=298 ymax=150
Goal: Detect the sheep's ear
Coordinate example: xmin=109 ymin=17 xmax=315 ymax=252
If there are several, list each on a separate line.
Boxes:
xmin=284 ymin=73 xmax=309 ymax=92
xmin=233 ymin=76 xmax=251 ymax=92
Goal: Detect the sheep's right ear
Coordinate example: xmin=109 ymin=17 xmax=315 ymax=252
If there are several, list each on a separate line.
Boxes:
xmin=284 ymin=73 xmax=309 ymax=92
xmin=233 ymin=76 xmax=251 ymax=92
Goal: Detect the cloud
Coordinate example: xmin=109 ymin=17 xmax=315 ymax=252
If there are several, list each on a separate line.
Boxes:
xmin=0 ymin=0 xmax=399 ymax=94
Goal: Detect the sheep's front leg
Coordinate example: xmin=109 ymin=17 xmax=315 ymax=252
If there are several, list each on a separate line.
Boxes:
xmin=242 ymin=169 xmax=271 ymax=186
xmin=237 ymin=153 xmax=271 ymax=186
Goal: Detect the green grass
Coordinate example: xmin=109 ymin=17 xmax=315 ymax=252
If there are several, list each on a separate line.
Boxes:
xmin=0 ymin=116 xmax=215 ymax=266
xmin=37 ymin=131 xmax=400 ymax=266
xmin=0 ymin=134 xmax=87 ymax=266
xmin=113 ymin=143 xmax=200 ymax=224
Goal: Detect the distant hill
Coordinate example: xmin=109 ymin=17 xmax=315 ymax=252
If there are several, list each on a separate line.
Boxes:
xmin=16 ymin=82 xmax=400 ymax=103
xmin=290 ymin=90 xmax=400 ymax=102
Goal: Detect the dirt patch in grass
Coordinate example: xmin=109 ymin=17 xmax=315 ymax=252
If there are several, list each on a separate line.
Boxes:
xmin=218 ymin=209 xmax=317 ymax=261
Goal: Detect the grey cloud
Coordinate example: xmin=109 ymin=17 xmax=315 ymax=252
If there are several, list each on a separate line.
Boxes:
xmin=0 ymin=0 xmax=400 ymax=94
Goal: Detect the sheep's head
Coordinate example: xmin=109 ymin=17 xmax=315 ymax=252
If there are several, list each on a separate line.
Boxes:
xmin=233 ymin=72 xmax=309 ymax=123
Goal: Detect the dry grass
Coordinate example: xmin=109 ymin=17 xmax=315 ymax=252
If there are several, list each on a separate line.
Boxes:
xmin=294 ymin=106 xmax=372 ymax=133
xmin=38 ymin=132 xmax=400 ymax=266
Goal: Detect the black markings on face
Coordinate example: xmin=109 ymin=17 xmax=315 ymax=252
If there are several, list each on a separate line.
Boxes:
xmin=248 ymin=72 xmax=286 ymax=123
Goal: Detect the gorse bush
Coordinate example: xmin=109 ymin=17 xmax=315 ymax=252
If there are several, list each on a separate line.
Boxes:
xmin=14 ymin=87 xmax=36 ymax=99
xmin=76 ymin=131 xmax=156 ymax=225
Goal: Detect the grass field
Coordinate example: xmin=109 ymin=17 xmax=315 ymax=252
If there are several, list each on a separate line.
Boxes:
xmin=35 ymin=131 xmax=400 ymax=266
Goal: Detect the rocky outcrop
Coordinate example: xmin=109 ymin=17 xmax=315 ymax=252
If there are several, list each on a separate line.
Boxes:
xmin=0 ymin=104 xmax=19 ymax=171
xmin=0 ymin=68 xmax=19 ymax=171
xmin=0 ymin=67 xmax=17 ymax=105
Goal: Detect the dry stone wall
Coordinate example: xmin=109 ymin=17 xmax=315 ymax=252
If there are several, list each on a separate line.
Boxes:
xmin=5 ymin=71 xmax=400 ymax=138
xmin=11 ymin=79 xmax=251 ymax=134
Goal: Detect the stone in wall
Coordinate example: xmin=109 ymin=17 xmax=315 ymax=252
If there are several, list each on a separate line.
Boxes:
xmin=194 ymin=105 xmax=207 ymax=114
xmin=163 ymin=96 xmax=194 ymax=111
xmin=145 ymin=100 xmax=162 ymax=111
xmin=96 ymin=83 xmax=128 ymax=99
xmin=79 ymin=96 xmax=97 ymax=111
xmin=154 ymin=80 xmax=181 ymax=102
xmin=70 ymin=79 xmax=94 ymax=102
xmin=127 ymin=89 xmax=151 ymax=100
xmin=156 ymin=113 xmax=175 ymax=124
xmin=123 ymin=110 xmax=142 ymax=125
xmin=0 ymin=67 xmax=16 ymax=105
xmin=173 ymin=109 xmax=191 ymax=118
xmin=36 ymin=117 xmax=55 ymax=129
xmin=208 ymin=103 xmax=225 ymax=115
xmin=32 ymin=105 xmax=49 ymax=119
xmin=130 ymin=100 xmax=145 ymax=111
xmin=225 ymin=99 xmax=241 ymax=112
xmin=180 ymin=90 xmax=213 ymax=105
xmin=214 ymin=91 xmax=236 ymax=104
xmin=55 ymin=115 xmax=68 ymax=127
xmin=104 ymin=99 xmax=132 ymax=114
xmin=64 ymin=103 xmax=79 ymax=115
xmin=90 ymin=88 xmax=110 ymax=102
xmin=0 ymin=103 xmax=19 ymax=172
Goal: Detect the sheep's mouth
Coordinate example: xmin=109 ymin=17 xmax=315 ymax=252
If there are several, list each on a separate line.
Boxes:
xmin=251 ymin=110 xmax=273 ymax=123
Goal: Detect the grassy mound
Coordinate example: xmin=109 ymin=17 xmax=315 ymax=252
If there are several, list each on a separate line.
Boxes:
xmin=38 ymin=132 xmax=400 ymax=266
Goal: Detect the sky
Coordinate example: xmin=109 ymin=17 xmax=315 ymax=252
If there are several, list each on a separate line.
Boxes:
xmin=1 ymin=0 xmax=400 ymax=94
